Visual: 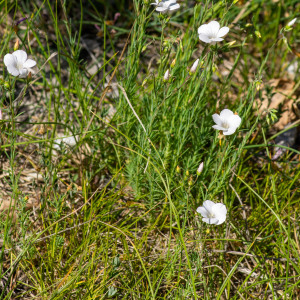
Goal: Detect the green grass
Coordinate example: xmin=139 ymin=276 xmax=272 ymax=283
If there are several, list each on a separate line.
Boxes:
xmin=0 ymin=0 xmax=299 ymax=298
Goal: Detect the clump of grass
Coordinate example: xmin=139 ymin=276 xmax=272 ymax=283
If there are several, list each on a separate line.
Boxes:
xmin=0 ymin=0 xmax=299 ymax=298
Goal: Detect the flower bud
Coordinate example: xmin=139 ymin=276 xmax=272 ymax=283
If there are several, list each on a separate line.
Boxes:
xmin=212 ymin=63 xmax=217 ymax=73
xmin=190 ymin=58 xmax=199 ymax=74
xmin=227 ymin=40 xmax=236 ymax=47
xmin=185 ymin=170 xmax=189 ymax=176
xmin=255 ymin=81 xmax=261 ymax=91
xmin=163 ymin=69 xmax=170 ymax=81
xmin=142 ymin=45 xmax=147 ymax=52
xmin=142 ymin=79 xmax=147 ymax=87
xmin=287 ymin=18 xmax=297 ymax=27
xmin=171 ymin=58 xmax=176 ymax=68
xmin=255 ymin=30 xmax=261 ymax=38
xmin=14 ymin=39 xmax=19 ymax=51
xmin=197 ymin=162 xmax=204 ymax=175
xmin=176 ymin=165 xmax=180 ymax=173
xmin=285 ymin=18 xmax=297 ymax=32
xmin=162 ymin=40 xmax=169 ymax=48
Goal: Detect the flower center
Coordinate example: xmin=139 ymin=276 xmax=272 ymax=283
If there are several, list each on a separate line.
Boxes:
xmin=208 ymin=212 xmax=215 ymax=218
xmin=221 ymin=120 xmax=230 ymax=129
xmin=17 ymin=62 xmax=23 ymax=71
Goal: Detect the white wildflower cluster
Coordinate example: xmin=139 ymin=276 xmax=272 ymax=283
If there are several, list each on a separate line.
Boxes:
xmin=148 ymin=3 xmax=241 ymax=225
xmin=195 ymin=108 xmax=241 ymax=225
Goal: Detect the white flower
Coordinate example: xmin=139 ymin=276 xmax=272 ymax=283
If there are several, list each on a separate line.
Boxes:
xmin=198 ymin=21 xmax=229 ymax=44
xmin=53 ymin=136 xmax=77 ymax=150
xmin=151 ymin=0 xmax=180 ymax=13
xmin=197 ymin=162 xmax=204 ymax=175
xmin=197 ymin=200 xmax=227 ymax=225
xmin=190 ymin=58 xmax=199 ymax=73
xmin=163 ymin=69 xmax=170 ymax=81
xmin=4 ymin=50 xmax=36 ymax=78
xmin=287 ymin=18 xmax=297 ymax=27
xmin=212 ymin=109 xmax=241 ymax=135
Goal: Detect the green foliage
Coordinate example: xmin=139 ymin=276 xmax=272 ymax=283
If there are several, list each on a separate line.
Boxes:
xmin=0 ymin=0 xmax=299 ymax=299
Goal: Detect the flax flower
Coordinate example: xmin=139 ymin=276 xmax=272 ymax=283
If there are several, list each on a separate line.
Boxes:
xmin=4 ymin=50 xmax=36 ymax=78
xmin=198 ymin=21 xmax=229 ymax=44
xmin=151 ymin=0 xmax=180 ymax=13
xmin=197 ymin=200 xmax=227 ymax=225
xmin=212 ymin=109 xmax=241 ymax=135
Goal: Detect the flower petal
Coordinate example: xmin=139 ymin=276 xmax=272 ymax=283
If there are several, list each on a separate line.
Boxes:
xmin=196 ymin=206 xmax=210 ymax=218
xmin=198 ymin=24 xmax=210 ymax=35
xmin=168 ymin=3 xmax=180 ymax=11
xmin=212 ymin=113 xmax=222 ymax=126
xmin=23 ymin=59 xmax=36 ymax=68
xmin=13 ymin=50 xmax=27 ymax=64
xmin=164 ymin=0 xmax=177 ymax=5
xmin=213 ymin=203 xmax=227 ymax=215
xmin=223 ymin=127 xmax=237 ymax=135
xmin=212 ymin=125 xmax=226 ymax=131
xmin=217 ymin=26 xmax=229 ymax=38
xmin=203 ymin=200 xmax=215 ymax=212
xmin=216 ymin=215 xmax=226 ymax=225
xmin=208 ymin=21 xmax=220 ymax=36
xmin=229 ymin=114 xmax=241 ymax=128
xmin=202 ymin=217 xmax=219 ymax=225
xmin=4 ymin=53 xmax=16 ymax=67
xmin=156 ymin=6 xmax=168 ymax=12
xmin=199 ymin=34 xmax=211 ymax=43
xmin=211 ymin=37 xmax=224 ymax=42
xmin=212 ymin=203 xmax=227 ymax=225
xmin=220 ymin=109 xmax=234 ymax=119
xmin=6 ymin=65 xmax=20 ymax=76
